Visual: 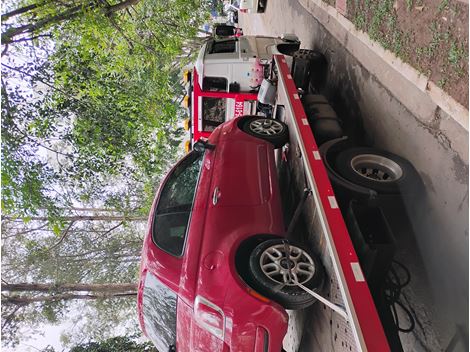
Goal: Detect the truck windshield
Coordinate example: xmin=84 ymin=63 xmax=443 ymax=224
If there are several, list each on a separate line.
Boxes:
xmin=202 ymin=97 xmax=226 ymax=132
xmin=209 ymin=39 xmax=237 ymax=54
xmin=142 ymin=272 xmax=177 ymax=352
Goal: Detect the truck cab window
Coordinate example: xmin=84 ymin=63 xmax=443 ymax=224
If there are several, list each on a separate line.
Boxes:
xmin=201 ymin=97 xmax=226 ymax=132
xmin=209 ymin=39 xmax=237 ymax=54
xmin=203 ymin=76 xmax=228 ymax=92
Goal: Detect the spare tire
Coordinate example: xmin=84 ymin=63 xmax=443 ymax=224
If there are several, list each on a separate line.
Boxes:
xmin=334 ymin=147 xmax=417 ymax=194
xmin=292 ymin=49 xmax=327 ymax=92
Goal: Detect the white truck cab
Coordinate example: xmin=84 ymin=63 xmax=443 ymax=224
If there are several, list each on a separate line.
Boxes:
xmin=184 ymin=35 xmax=300 ymax=147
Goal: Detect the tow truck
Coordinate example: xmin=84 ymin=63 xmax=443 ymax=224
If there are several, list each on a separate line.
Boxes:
xmin=181 ymin=34 xmax=303 ymax=152
xmin=181 ymin=33 xmax=421 ymax=351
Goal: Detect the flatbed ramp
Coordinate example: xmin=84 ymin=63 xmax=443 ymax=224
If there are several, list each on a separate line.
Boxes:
xmin=272 ymin=55 xmax=390 ymax=352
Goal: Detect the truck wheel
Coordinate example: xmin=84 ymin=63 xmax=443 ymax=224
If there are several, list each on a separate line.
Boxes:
xmin=241 ymin=116 xmax=289 ymax=148
xmin=249 ymin=239 xmax=324 ymax=310
xmin=334 ymin=147 xmax=416 ymax=194
xmin=292 ymin=49 xmax=327 ymax=93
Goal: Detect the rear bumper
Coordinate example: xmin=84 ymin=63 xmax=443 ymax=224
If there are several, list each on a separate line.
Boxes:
xmin=223 ymin=284 xmax=288 ymax=352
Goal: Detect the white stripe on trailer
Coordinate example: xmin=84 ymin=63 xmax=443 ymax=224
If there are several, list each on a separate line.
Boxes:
xmin=328 ymin=196 xmax=339 ymax=209
xmin=351 ymin=263 xmax=366 ymax=282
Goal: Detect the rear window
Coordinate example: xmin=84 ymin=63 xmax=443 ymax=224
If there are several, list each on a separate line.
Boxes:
xmin=153 ymin=152 xmax=203 ymax=256
xmin=142 ymin=272 xmax=177 ymax=351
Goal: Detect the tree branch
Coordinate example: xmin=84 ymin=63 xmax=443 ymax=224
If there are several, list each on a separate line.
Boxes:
xmin=1 ymin=4 xmax=40 ymax=22
xmin=48 ymin=221 xmax=75 ymax=251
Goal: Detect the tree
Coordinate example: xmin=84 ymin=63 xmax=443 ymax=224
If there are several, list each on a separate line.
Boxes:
xmin=1 ymin=0 xmax=211 ymax=348
xmin=1 ymin=0 xmax=142 ymax=45
xmin=1 ymin=266 xmax=140 ymax=346
xmin=69 ymin=336 xmax=158 ymax=352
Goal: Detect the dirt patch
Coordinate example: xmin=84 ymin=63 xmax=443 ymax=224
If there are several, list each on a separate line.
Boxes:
xmin=346 ymin=0 xmax=468 ymax=108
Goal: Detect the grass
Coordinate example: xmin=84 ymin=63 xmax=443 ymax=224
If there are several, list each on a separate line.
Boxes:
xmin=448 ymin=41 xmax=467 ymax=66
xmin=345 ymin=0 xmax=468 ymax=104
xmin=438 ymin=0 xmax=449 ymax=12
xmin=406 ymin=0 xmax=413 ymax=12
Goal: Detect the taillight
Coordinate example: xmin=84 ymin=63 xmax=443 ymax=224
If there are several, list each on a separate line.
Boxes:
xmin=194 ymin=296 xmax=225 ymax=340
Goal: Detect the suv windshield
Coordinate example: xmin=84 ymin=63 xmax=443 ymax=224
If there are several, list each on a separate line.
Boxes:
xmin=142 ymin=272 xmax=177 ymax=351
xmin=153 ymin=151 xmax=203 ymax=256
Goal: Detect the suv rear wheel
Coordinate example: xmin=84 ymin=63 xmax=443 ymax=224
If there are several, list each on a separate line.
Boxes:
xmin=249 ymin=239 xmax=324 ymax=310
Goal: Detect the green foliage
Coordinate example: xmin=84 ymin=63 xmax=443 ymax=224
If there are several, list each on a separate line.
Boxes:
xmin=69 ymin=336 xmax=158 ymax=352
xmin=1 ymin=0 xmax=211 ymax=348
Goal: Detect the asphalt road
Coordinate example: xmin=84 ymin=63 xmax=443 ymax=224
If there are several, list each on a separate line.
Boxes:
xmin=240 ymin=1 xmax=469 ymax=351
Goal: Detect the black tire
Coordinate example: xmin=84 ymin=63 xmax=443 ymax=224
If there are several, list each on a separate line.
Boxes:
xmin=292 ymin=49 xmax=327 ymax=92
xmin=335 ymin=147 xmax=417 ymax=194
xmin=249 ymin=239 xmax=324 ymax=310
xmin=301 ymin=95 xmax=344 ymax=145
xmin=241 ymin=116 xmax=289 ymax=148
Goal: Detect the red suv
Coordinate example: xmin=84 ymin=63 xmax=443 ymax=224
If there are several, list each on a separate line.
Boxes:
xmin=138 ymin=116 xmax=323 ymax=352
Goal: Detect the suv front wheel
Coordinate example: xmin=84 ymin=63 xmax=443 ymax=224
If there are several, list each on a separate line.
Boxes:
xmin=241 ymin=116 xmax=289 ymax=148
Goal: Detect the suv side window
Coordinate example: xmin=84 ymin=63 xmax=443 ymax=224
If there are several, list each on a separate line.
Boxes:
xmin=142 ymin=272 xmax=177 ymax=351
xmin=153 ymin=152 xmax=203 ymax=256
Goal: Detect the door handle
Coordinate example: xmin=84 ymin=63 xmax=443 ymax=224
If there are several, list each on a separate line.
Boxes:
xmin=212 ymin=187 xmax=221 ymax=205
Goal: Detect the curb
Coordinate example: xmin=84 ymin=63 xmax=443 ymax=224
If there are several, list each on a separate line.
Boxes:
xmin=298 ymin=0 xmax=469 ymax=132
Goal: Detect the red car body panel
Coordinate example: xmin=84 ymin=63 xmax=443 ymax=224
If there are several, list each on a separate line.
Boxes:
xmin=138 ymin=116 xmax=289 ymax=352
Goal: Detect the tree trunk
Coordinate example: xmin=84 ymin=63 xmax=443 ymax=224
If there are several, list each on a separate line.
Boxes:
xmin=1 ymin=0 xmax=142 ymax=45
xmin=1 ymin=3 xmax=40 ymax=21
xmin=3 ymin=215 xmax=147 ymax=222
xmin=4 ymin=292 xmax=137 ymax=305
xmin=2 ymin=282 xmax=138 ymax=293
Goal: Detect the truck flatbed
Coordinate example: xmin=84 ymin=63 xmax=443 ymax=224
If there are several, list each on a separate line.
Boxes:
xmin=273 ymin=54 xmax=390 ymax=352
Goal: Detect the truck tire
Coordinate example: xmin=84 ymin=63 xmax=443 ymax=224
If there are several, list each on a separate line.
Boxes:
xmin=249 ymin=239 xmax=324 ymax=310
xmin=319 ymin=138 xmax=381 ymax=207
xmin=302 ymin=96 xmax=343 ymax=145
xmin=241 ymin=116 xmax=289 ymax=148
xmin=334 ymin=147 xmax=417 ymax=194
xmin=292 ymin=49 xmax=327 ymax=93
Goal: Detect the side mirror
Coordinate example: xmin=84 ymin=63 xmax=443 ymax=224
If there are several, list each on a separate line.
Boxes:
xmin=194 ymin=139 xmax=215 ymax=153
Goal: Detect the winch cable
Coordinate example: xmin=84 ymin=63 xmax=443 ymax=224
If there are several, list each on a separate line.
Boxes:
xmin=282 ymin=239 xmax=349 ymax=320
xmin=282 ymin=144 xmax=348 ymax=320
